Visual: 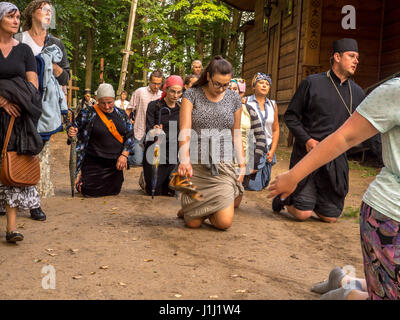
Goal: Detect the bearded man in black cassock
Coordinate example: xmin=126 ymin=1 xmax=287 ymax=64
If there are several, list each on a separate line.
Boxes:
xmin=273 ymin=38 xmax=366 ymax=223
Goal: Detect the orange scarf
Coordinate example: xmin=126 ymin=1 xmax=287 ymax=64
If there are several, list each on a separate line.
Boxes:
xmin=93 ymin=105 xmax=124 ymax=144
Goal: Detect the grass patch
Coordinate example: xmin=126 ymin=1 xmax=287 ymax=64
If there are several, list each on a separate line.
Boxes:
xmin=348 ymin=160 xmax=379 ymax=177
xmin=343 ymin=206 xmax=360 ymax=223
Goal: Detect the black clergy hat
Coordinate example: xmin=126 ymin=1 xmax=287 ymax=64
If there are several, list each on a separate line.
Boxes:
xmin=332 ymin=38 xmax=359 ymax=54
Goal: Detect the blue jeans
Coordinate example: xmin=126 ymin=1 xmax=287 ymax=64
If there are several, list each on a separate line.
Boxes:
xmin=128 ymin=137 xmax=144 ymax=166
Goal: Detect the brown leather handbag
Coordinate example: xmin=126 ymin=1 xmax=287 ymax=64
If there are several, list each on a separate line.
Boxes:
xmin=0 ymin=116 xmax=40 ymax=187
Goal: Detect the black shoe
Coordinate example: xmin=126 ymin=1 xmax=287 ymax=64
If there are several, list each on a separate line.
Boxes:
xmin=30 ymin=207 xmax=46 ymax=221
xmin=6 ymin=230 xmax=24 ymax=243
xmin=0 ymin=211 xmax=5 ymax=216
xmin=272 ymin=195 xmax=285 ymax=213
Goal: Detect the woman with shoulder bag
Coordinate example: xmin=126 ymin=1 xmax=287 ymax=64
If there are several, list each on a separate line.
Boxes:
xmin=0 ymin=2 xmax=42 ymax=243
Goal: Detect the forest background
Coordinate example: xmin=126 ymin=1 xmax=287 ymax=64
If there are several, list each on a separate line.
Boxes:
xmin=13 ymin=0 xmax=254 ymax=96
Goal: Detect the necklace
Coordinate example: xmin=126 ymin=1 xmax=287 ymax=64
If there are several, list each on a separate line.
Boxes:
xmin=327 ymin=70 xmax=353 ymax=116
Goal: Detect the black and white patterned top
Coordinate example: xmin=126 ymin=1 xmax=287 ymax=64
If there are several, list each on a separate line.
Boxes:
xmin=183 ymin=87 xmax=242 ymax=163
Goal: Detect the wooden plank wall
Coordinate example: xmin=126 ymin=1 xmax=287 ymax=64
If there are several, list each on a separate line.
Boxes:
xmin=242 ymin=0 xmax=304 ymax=110
xmin=380 ymin=1 xmax=400 ymax=79
xmin=319 ymin=0 xmax=383 ymax=89
xmin=242 ymin=0 xmax=268 ymax=95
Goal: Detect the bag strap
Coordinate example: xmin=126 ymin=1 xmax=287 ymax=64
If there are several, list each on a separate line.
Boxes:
xmin=2 ymin=116 xmax=15 ymax=156
xmin=93 ymin=105 xmax=124 ymax=144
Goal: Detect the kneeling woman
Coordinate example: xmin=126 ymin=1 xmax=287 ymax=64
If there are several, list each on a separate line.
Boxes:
xmin=68 ymin=83 xmax=134 ymax=197
xmin=142 ymin=75 xmax=183 ymax=196
xmin=178 ymin=56 xmax=245 ymax=230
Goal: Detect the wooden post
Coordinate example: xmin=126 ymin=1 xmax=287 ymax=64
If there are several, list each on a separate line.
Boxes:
xmin=117 ymin=0 xmax=138 ymax=96
xmin=100 ymin=58 xmax=104 ymax=84
xmin=67 ymin=71 xmax=80 ymax=109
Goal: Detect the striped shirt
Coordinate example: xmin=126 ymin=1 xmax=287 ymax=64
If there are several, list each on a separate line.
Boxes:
xmin=242 ymin=104 xmax=267 ymax=170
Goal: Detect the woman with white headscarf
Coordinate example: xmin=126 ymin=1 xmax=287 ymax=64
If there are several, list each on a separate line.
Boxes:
xmin=68 ymin=84 xmax=134 ymax=198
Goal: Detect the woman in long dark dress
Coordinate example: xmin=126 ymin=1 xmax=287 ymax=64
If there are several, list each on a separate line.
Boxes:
xmin=0 ymin=2 xmax=41 ymax=243
xmin=68 ymin=83 xmax=134 ymax=197
xmin=142 ymin=75 xmax=183 ymax=196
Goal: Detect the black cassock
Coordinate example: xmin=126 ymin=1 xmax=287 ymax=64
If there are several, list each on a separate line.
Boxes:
xmin=284 ymin=70 xmax=366 ymax=209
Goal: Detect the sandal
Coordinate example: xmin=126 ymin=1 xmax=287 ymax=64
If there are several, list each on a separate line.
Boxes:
xmin=169 ymin=173 xmax=204 ymax=201
xmin=6 ymin=230 xmax=24 ymax=243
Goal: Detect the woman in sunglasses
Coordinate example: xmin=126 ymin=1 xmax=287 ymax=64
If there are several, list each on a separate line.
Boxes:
xmin=242 ymin=73 xmax=280 ymax=191
xmin=13 ymin=0 xmax=71 ymax=222
xmin=177 ymin=56 xmax=245 ymax=230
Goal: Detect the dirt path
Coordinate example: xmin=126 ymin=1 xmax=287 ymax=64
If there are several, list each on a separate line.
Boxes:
xmin=0 ymin=132 xmax=376 ymax=300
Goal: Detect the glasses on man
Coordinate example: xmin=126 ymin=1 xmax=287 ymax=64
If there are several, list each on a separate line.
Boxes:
xmin=211 ymin=79 xmax=230 ymax=90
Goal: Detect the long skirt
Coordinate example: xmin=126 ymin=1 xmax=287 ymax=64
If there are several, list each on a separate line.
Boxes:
xmin=143 ymin=161 xmax=176 ymax=196
xmin=360 ymin=201 xmax=400 ymax=300
xmin=0 ymin=158 xmax=40 ymax=210
xmin=181 ymin=163 xmax=244 ymax=222
xmin=80 ymin=154 xmax=123 ymax=197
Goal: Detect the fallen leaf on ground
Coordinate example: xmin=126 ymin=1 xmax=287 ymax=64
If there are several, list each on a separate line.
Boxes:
xmin=99 ymin=265 xmax=109 ymax=270
xmin=174 ymin=294 xmax=182 ymax=298
xmin=69 ymin=249 xmax=79 ymax=254
xmin=231 ymin=274 xmax=239 ymax=278
xmin=118 ymin=282 xmax=127 ymax=286
xmin=132 ymin=238 xmax=137 ymax=241
xmin=144 ymin=259 xmax=153 ymax=262
xmin=90 ymin=272 xmax=96 ymax=275
xmin=17 ymin=223 xmax=25 ymax=229
xmin=112 ymin=207 xmax=118 ymax=210
xmin=235 ymin=289 xmax=246 ymax=293
xmin=72 ymin=275 xmax=82 ymax=279
xmin=47 ymin=253 xmax=57 ymax=257
xmin=34 ymin=259 xmax=42 ymax=263
xmin=209 ymin=295 xmax=219 ymax=299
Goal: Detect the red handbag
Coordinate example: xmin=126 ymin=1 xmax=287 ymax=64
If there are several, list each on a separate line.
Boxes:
xmin=0 ymin=116 xmax=40 ymax=187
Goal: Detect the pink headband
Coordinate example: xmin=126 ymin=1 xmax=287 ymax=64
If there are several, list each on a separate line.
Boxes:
xmin=161 ymin=75 xmax=184 ymax=99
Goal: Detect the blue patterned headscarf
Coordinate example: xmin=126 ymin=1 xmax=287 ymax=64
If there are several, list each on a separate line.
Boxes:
xmin=253 ymin=72 xmax=272 ymax=87
xmin=0 ymin=2 xmax=18 ymax=21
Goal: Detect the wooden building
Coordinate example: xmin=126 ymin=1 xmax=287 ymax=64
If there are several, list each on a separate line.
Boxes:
xmin=222 ymin=0 xmax=400 ymax=143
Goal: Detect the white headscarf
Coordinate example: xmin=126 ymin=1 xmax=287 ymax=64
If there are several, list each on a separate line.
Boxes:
xmin=0 ymin=2 xmax=18 ymax=21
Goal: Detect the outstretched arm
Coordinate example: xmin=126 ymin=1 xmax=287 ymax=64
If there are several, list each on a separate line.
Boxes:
xmin=268 ymin=111 xmax=379 ymax=199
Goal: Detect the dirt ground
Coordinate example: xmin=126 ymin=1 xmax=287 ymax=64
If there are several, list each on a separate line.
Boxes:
xmin=0 ymin=132 xmax=378 ymax=300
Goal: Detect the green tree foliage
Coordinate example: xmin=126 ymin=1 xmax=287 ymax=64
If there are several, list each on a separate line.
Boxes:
xmin=12 ymin=0 xmax=253 ymax=96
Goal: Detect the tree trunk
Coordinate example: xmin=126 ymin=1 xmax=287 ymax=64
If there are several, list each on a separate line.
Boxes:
xmin=84 ymin=27 xmax=94 ymax=90
xmin=195 ymin=28 xmax=205 ymax=60
xmin=72 ymin=24 xmax=81 ymax=78
xmin=227 ymin=9 xmax=242 ymax=63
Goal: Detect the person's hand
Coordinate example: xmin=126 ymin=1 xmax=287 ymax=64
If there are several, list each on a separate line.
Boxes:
xmin=52 ymin=63 xmax=63 ymax=77
xmin=267 ymin=171 xmax=298 ymax=200
xmin=267 ymin=151 xmax=274 ymax=163
xmin=237 ymin=165 xmax=246 ymax=183
xmin=2 ymin=102 xmax=21 ymax=118
xmin=305 ymin=138 xmax=319 ymax=153
xmin=68 ymin=127 xmax=78 ymax=137
xmin=178 ymin=162 xmax=193 ymax=177
xmin=153 ymin=124 xmax=163 ymax=130
xmin=116 ymin=154 xmax=128 ymax=171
